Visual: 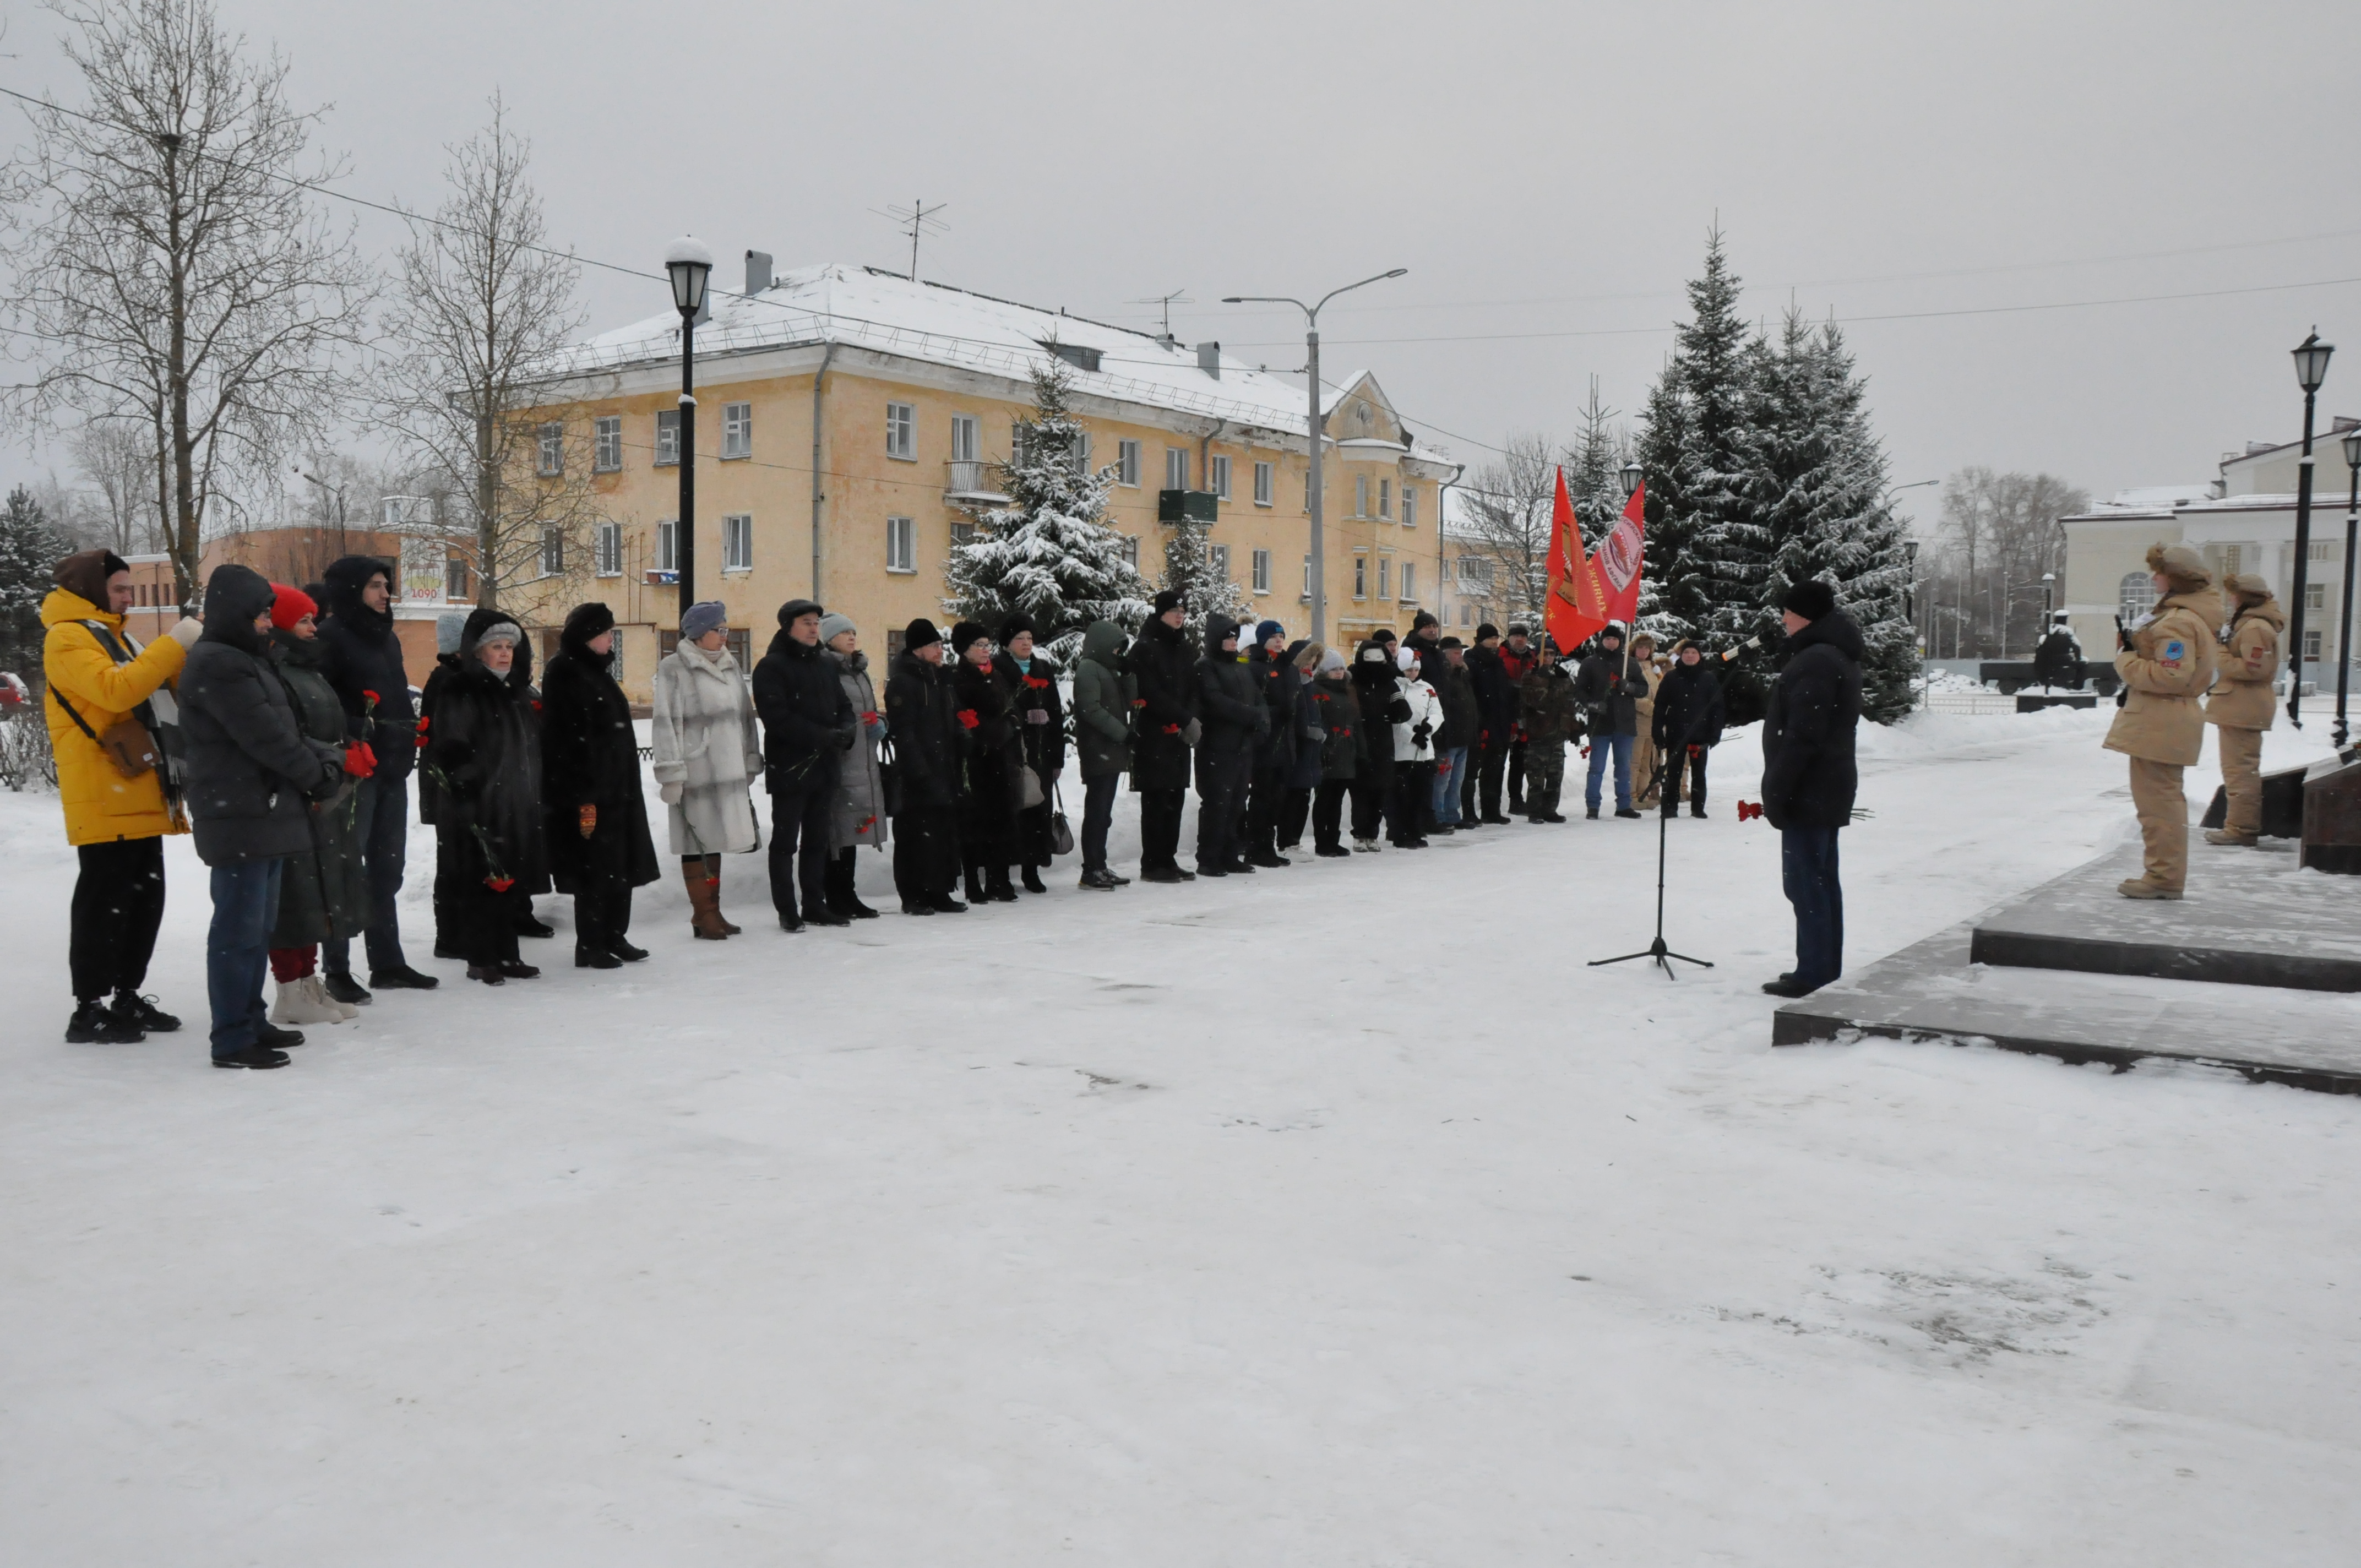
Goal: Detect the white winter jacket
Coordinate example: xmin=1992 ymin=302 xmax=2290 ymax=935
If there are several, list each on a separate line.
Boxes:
xmin=649 ymin=641 xmax=764 ymax=856
xmin=1392 ymin=676 xmax=1440 ymax=762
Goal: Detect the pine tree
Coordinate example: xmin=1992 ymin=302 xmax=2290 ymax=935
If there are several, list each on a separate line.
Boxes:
xmin=1564 ymin=378 xmax=1624 ymax=551
xmin=0 ymin=485 xmax=69 ymax=682
xmin=945 ymin=359 xmax=1153 ymax=662
xmin=1157 ymin=506 xmax=1249 ymax=642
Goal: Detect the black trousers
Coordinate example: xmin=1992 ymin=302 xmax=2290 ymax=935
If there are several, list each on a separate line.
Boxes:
xmin=1351 ymin=755 xmax=1393 ymax=841
xmin=1476 ymin=737 xmax=1509 ymax=820
xmin=454 ymin=882 xmax=521 ymax=967
xmin=573 ymin=876 xmax=636 ymax=955
xmin=70 ymin=836 xmax=167 ymax=1003
xmin=1390 ymin=760 xmax=1435 ymax=843
xmin=768 ymin=785 xmax=834 ymax=919
xmin=1675 ymin=746 xmax=1709 ymax=810
xmin=1507 ymin=738 xmax=1528 ymax=807
xmin=1080 ymin=772 xmax=1119 ymax=871
xmin=1245 ymin=767 xmax=1288 ymax=857
xmin=1276 ymin=785 xmax=1312 ymax=848
xmin=1138 ymin=785 xmax=1186 ymax=872
xmin=1312 ymin=779 xmax=1351 ymax=851
xmin=1194 ymin=750 xmax=1250 ymax=870
xmin=892 ymin=803 xmax=959 ymax=903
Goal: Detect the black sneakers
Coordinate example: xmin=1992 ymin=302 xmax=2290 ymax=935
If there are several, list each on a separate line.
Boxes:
xmin=110 ymin=992 xmax=181 ymax=1033
xmin=323 ymin=972 xmax=373 ymax=1006
xmin=66 ymin=1000 xmax=143 ymax=1044
xmin=369 ymin=966 xmax=441 ymax=991
xmin=213 ymin=1046 xmax=290 ymax=1070
xmin=575 ymin=946 xmax=623 ymax=970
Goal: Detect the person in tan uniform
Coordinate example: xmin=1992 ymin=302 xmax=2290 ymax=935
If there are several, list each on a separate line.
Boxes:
xmin=1629 ymin=632 xmax=1664 ymax=806
xmin=2104 ymin=543 xmax=2223 ymax=899
xmin=2201 ymin=571 xmax=2282 ymax=847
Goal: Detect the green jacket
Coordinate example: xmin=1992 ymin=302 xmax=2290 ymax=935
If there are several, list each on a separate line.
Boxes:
xmin=1069 ymin=620 xmax=1135 ymax=781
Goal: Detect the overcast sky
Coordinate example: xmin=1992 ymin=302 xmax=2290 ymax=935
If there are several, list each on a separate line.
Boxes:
xmin=6 ymin=0 xmax=2355 ymax=531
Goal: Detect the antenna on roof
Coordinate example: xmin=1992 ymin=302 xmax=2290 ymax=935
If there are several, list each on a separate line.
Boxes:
xmin=872 ymin=199 xmax=948 ymax=283
xmin=1127 ymin=287 xmax=1194 ymax=347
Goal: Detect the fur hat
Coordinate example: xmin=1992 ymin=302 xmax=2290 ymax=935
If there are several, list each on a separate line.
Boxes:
xmin=1152 ymin=589 xmax=1184 ymax=615
xmin=949 ymin=619 xmax=992 ymax=654
xmin=1292 ymin=639 xmax=1322 ymax=671
xmin=268 ymin=583 xmax=317 ymax=631
xmin=818 ymin=611 xmax=856 ymax=644
xmin=681 ymin=600 xmax=728 ymax=642
xmin=776 ymin=598 xmax=823 ymax=629
xmin=998 ymin=612 xmax=1036 ymax=644
xmin=1629 ymin=630 xmax=1655 ymax=653
xmin=2144 ymin=543 xmax=2211 ymax=592
xmin=903 ymin=618 xmax=942 ymax=650
xmin=1781 ymin=578 xmax=1837 ymax=621
xmin=2223 ymin=570 xmax=2272 ymax=605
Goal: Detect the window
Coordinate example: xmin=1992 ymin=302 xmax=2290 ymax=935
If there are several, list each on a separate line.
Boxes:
xmin=1254 ymin=461 xmax=1273 ymax=506
xmin=594 ymin=416 xmax=622 ymax=473
xmin=1354 ymin=475 xmax=1369 ymax=517
xmin=1379 ymin=478 xmax=1391 ymax=519
xmin=1211 ymin=454 xmax=1231 ymax=500
xmin=654 ymin=519 xmax=677 ymax=572
xmin=1209 ymin=544 xmax=1231 ymax=584
xmin=537 ymin=423 xmax=564 ymax=477
xmin=886 ymin=401 xmax=916 ymax=460
xmin=1120 ymin=534 xmax=1140 ymax=568
xmin=655 ymin=410 xmax=679 ymax=466
xmin=1165 ymin=447 xmax=1189 ymax=491
xmin=886 ymin=515 xmax=916 ymax=574
xmin=722 ymin=514 xmax=752 ymax=571
xmin=444 ymin=556 xmax=469 ymax=601
xmin=540 ymin=524 xmax=565 ymax=577
xmin=1118 ymin=439 xmax=1141 ymax=487
xmin=2309 ymin=581 xmax=2327 ymax=610
xmin=1399 ymin=562 xmax=1416 ymax=603
xmin=1402 ymin=485 xmax=1417 ymax=529
xmin=1460 ymin=603 xmax=1472 ymax=627
xmin=2118 ymin=571 xmax=2155 ymax=620
xmin=2310 ymin=540 xmax=2333 ymax=562
xmin=1070 ymin=429 xmax=1092 ymax=476
xmin=1252 ymin=548 xmax=1271 ymax=593
xmin=722 ymin=402 xmax=752 ymax=460
xmin=2305 ymin=628 xmax=2324 ymax=662
xmin=951 ymin=521 xmax=977 ymax=547
xmin=1377 ymin=557 xmax=1391 ymax=598
xmin=1353 ymin=556 xmax=1367 ymax=598
xmin=2219 ymin=543 xmax=2243 ymax=576
xmin=951 ymin=413 xmax=980 ymax=463
xmin=595 ymin=520 xmax=623 ymax=576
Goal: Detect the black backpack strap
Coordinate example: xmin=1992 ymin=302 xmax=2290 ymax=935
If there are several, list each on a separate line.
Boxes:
xmin=48 ymin=685 xmax=102 ymax=743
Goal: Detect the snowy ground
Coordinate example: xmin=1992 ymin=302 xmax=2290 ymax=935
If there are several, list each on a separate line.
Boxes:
xmin=3 ymin=709 xmax=2358 ymax=1565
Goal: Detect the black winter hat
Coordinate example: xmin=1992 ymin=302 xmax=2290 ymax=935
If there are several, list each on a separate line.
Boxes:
xmin=1373 ymin=627 xmax=1397 ymax=645
xmin=1475 ymin=622 xmax=1500 ymax=643
xmin=777 ymin=598 xmax=824 ymax=628
xmin=1152 ymin=589 xmax=1184 ymax=615
xmin=949 ymin=619 xmax=992 ymax=653
xmin=1438 ymin=635 xmax=1464 ymax=650
xmin=1781 ymin=578 xmax=1837 ymax=622
xmin=1411 ymin=609 xmax=1439 ymax=632
xmin=904 ymin=618 xmax=942 ymax=650
xmin=562 ymin=601 xmax=616 ymax=652
xmin=998 ymin=612 xmax=1036 ymax=642
xmin=1506 ymin=623 xmax=1530 ymax=639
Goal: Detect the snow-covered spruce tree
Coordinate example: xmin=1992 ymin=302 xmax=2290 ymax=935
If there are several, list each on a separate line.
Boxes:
xmin=1754 ymin=313 xmax=1919 ymax=722
xmin=1 ymin=484 xmax=70 ymax=682
xmin=1158 ymin=505 xmax=1249 ymax=642
xmin=945 ymin=358 xmax=1152 ymax=662
xmin=1564 ymin=378 xmax=1625 ymax=552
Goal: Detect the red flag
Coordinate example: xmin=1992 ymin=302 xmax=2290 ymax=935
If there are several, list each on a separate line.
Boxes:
xmin=1593 ymin=481 xmax=1646 ymax=629
xmin=1543 ymin=467 xmax=1608 ymax=653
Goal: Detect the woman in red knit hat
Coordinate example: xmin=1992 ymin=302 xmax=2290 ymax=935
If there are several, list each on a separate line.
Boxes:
xmin=262 ymin=583 xmax=371 ymax=1025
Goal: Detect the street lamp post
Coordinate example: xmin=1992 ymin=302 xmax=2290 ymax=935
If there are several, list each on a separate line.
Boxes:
xmin=1221 ymin=269 xmax=1407 ymax=644
xmin=2336 ymin=424 xmax=2361 ymax=750
xmin=2286 ymin=329 xmax=2335 ymax=727
xmin=665 ymin=237 xmax=714 ymax=622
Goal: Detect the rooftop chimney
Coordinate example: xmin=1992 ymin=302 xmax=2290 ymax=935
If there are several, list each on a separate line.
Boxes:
xmin=1196 ymin=341 xmax=1221 ymax=380
xmin=744 ymin=249 xmax=773 ymax=295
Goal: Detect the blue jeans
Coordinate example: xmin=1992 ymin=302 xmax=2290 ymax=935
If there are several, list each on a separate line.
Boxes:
xmin=209 ymin=858 xmax=285 ymax=1057
xmin=1781 ymin=826 xmax=1845 ymax=989
xmin=1433 ymin=746 xmax=1467 ymax=824
xmin=326 ymin=772 xmax=409 ymax=976
xmin=1585 ymin=732 xmax=1634 ymax=812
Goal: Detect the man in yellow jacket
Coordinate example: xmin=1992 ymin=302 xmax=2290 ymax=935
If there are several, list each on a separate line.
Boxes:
xmin=42 ymin=549 xmax=203 ymax=1042
xmin=2201 ymin=571 xmax=2283 ymax=847
xmin=2104 ymin=543 xmax=2223 ymax=900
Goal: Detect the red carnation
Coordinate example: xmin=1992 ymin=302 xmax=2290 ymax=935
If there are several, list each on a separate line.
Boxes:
xmin=956 ymin=708 xmax=980 ymax=730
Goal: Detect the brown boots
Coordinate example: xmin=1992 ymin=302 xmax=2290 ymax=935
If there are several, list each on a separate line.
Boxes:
xmin=683 ymin=854 xmax=742 ymax=939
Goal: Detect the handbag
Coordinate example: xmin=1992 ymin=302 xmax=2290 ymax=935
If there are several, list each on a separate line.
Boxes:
xmin=1018 ymin=762 xmax=1046 ymax=810
xmin=52 ymin=689 xmax=159 ymax=778
xmin=1048 ymin=780 xmax=1075 ymax=857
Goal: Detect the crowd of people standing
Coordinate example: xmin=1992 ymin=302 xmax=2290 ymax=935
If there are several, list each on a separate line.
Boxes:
xmin=41 ymin=546 xmax=1870 ymax=1068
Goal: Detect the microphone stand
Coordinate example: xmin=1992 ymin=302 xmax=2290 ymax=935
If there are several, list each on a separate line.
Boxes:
xmin=1590 ymin=781 xmax=1712 ymax=979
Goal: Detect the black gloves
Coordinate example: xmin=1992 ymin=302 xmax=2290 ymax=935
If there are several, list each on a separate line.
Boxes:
xmin=1411 ymin=720 xmax=1433 ymax=747
xmin=835 ymin=724 xmax=858 ymax=751
xmin=1385 ymin=698 xmax=1412 ymax=724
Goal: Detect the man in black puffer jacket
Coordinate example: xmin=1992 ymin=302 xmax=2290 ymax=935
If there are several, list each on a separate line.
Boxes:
xmin=883 ymin=618 xmax=966 ymax=913
xmin=1760 ymin=579 xmax=1864 ymax=998
xmin=1242 ymin=618 xmax=1298 ymax=866
xmin=180 ymin=564 xmax=351 ymax=1067
xmin=1464 ymin=624 xmax=1518 ymax=824
xmin=1127 ymin=590 xmax=1200 ymax=882
xmin=751 ymin=598 xmax=856 ymax=931
xmin=314 ymin=554 xmax=436 ymax=998
xmin=1651 ymin=640 xmax=1726 ymax=819
xmin=1193 ymin=613 xmax=1267 ymax=876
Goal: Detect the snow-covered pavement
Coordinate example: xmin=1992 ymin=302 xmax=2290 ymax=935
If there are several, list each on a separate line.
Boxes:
xmin=3 ymin=708 xmax=2357 ymax=1565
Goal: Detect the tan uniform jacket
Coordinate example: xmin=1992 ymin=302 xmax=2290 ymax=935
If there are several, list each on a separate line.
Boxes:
xmin=2203 ymin=600 xmax=2282 ymax=732
xmin=2104 ymin=589 xmax=2223 ymax=765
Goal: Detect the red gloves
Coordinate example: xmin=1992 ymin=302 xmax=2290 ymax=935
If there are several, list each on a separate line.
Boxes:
xmin=483 ymin=875 xmax=516 ymax=892
xmin=1687 ymin=745 xmax=1703 ymax=759
xmin=342 ymin=742 xmax=377 ymax=778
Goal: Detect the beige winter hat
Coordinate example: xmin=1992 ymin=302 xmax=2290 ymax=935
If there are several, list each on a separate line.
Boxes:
xmin=2145 ymin=542 xmax=2212 ymax=592
xmin=2224 ymin=570 xmax=2272 ymax=605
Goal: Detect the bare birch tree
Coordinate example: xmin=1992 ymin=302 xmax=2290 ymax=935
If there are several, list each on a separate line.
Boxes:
xmin=1928 ymin=466 xmax=2088 ymax=657
xmin=378 ymin=96 xmax=603 ymax=613
xmin=1456 ymin=432 xmax=1561 ymax=628
xmin=70 ymin=419 xmax=161 ymax=554
xmin=0 ymin=0 xmax=374 ymax=609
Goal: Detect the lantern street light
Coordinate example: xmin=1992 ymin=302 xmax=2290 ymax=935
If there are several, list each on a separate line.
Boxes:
xmin=2285 ymin=329 xmax=2335 ymax=727
xmin=665 ymin=236 xmax=714 ymax=619
xmin=1221 ymin=268 xmax=1408 ymax=644
xmin=1619 ymin=460 xmax=1643 ymax=500
xmin=2336 ymin=423 xmax=2361 ymax=750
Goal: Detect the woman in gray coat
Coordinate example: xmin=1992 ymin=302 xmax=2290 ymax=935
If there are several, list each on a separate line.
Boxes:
xmin=649 ymin=600 xmax=763 ymax=940
xmin=821 ymin=612 xmax=886 ymax=919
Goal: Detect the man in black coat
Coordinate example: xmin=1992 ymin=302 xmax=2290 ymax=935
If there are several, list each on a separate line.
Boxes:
xmin=1760 ymin=579 xmax=1864 ymax=998
xmin=882 ymin=618 xmax=967 ymax=914
xmin=1573 ymin=623 xmax=1649 ymax=819
xmin=752 ymin=598 xmax=855 ymax=930
xmin=314 ymin=554 xmax=436 ymax=998
xmin=1127 ymin=590 xmax=1200 ymax=883
xmin=1651 ymin=640 xmax=1727 ymax=819
xmin=1242 ymin=618 xmax=1298 ymax=866
xmin=1463 ymin=624 xmax=1517 ymax=824
xmin=179 ymin=564 xmax=351 ymax=1067
xmin=1347 ymin=640 xmax=1409 ymax=848
xmin=540 ymin=602 xmax=659 ymax=966
xmin=1193 ymin=613 xmax=1267 ymax=875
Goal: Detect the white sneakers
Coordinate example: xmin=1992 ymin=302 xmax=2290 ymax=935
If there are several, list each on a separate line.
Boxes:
xmin=271 ymin=974 xmax=358 ymax=1025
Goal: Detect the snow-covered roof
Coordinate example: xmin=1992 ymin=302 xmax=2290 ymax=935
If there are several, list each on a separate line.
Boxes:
xmin=2106 ymin=484 xmax=2217 ymax=509
xmin=557 ymin=263 xmax=1451 ymax=462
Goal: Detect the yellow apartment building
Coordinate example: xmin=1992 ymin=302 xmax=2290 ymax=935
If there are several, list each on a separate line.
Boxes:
xmin=502 ymin=260 xmax=1464 ymax=700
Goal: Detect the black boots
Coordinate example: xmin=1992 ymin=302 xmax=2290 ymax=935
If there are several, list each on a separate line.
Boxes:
xmin=1021 ymin=864 xmax=1048 ymax=894
xmin=826 ymin=847 xmax=882 ymax=919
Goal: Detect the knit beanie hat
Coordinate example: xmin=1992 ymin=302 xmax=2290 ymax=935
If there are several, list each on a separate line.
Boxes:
xmin=949 ymin=619 xmax=992 ymax=654
xmin=681 ymin=600 xmax=728 ymax=642
xmin=1506 ymin=623 xmax=1530 ymax=639
xmin=1396 ymin=645 xmax=1421 ymax=672
xmin=904 ymin=618 xmax=942 ymax=650
xmin=1475 ymin=622 xmax=1500 ymax=643
xmin=1411 ymin=609 xmax=1439 ymax=632
xmin=268 ymin=583 xmax=317 ymax=630
xmin=1319 ymin=647 xmax=1349 ymax=674
xmin=818 ymin=611 xmax=856 ymax=644
xmin=437 ymin=611 xmax=467 ymax=656
xmin=1373 ymin=627 xmax=1397 ymax=646
xmin=52 ymin=548 xmax=130 ymax=609
xmin=472 ymin=617 xmax=523 ymax=648
xmin=1781 ymin=578 xmax=1837 ymax=621
xmin=1254 ymin=618 xmax=1286 ymax=646
xmin=1152 ymin=588 xmax=1184 ymax=616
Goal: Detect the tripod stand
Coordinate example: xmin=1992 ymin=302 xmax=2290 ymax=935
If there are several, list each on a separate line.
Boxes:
xmin=1590 ymin=785 xmax=1712 ymax=980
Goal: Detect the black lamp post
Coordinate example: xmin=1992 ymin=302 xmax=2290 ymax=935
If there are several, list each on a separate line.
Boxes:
xmin=2337 ymin=423 xmax=2361 ymax=750
xmin=1619 ymin=460 xmax=1642 ymax=501
xmin=665 ymin=236 xmax=714 ymax=621
xmin=2286 ymin=329 xmax=2335 ymax=727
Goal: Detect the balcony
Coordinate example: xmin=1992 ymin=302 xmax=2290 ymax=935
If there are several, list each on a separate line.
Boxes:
xmin=945 ymin=460 xmax=1008 ymax=505
xmin=1157 ymin=489 xmax=1219 ymax=525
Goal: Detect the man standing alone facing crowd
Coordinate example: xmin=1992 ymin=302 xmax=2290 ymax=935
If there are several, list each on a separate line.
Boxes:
xmin=1759 ymin=579 xmax=1862 ymax=998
